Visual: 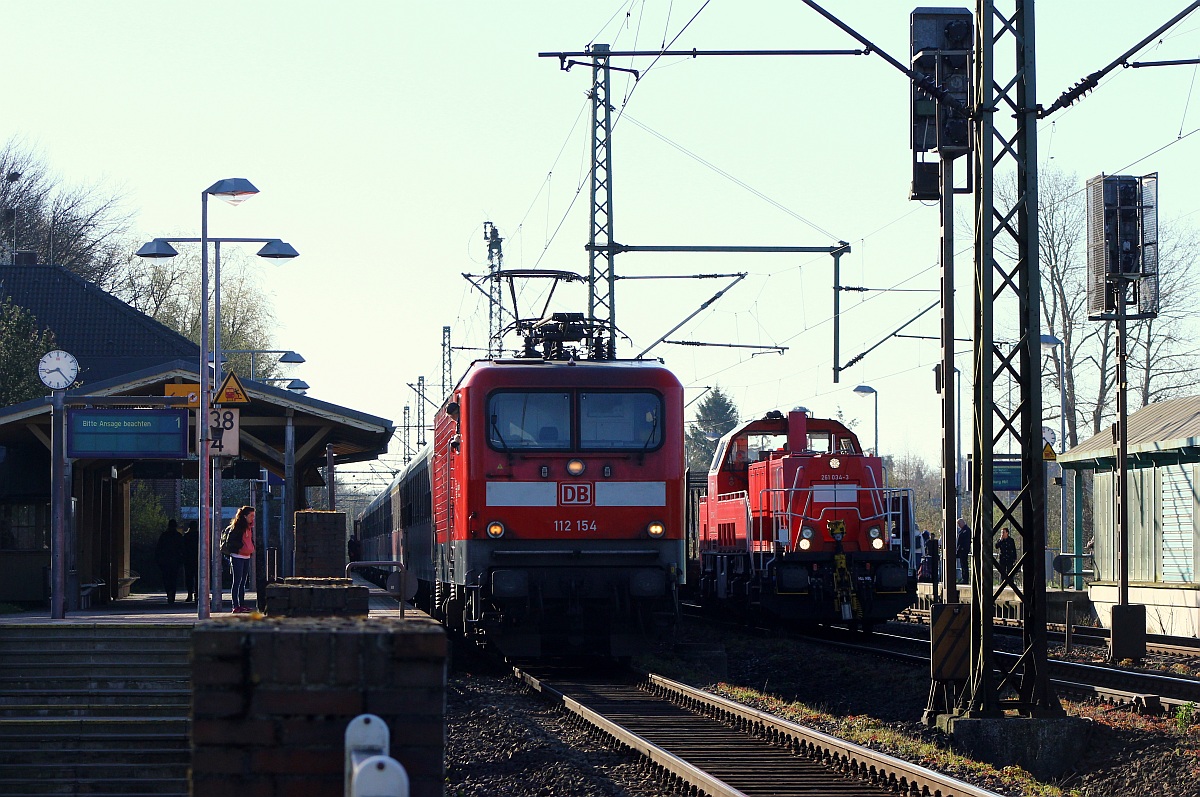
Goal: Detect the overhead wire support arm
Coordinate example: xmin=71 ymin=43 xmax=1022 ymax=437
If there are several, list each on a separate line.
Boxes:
xmin=635 ymin=273 xmax=747 ymax=359
xmin=539 ymin=48 xmax=867 ymax=70
xmin=836 ymin=299 xmax=939 ymax=373
xmin=665 ymin=341 xmax=787 ymax=355
xmin=800 ymin=0 xmax=972 ymax=117
xmin=1038 ymin=1 xmax=1200 ymax=117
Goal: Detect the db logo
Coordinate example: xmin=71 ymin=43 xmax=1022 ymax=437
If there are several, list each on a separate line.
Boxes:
xmin=559 ymin=483 xmax=593 ymax=505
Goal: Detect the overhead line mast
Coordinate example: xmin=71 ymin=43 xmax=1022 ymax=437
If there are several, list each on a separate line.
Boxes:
xmin=540 ymin=44 xmax=860 ymax=365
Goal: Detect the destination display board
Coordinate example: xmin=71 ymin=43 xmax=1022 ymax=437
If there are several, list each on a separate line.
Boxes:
xmin=67 ymin=409 xmax=190 ymax=459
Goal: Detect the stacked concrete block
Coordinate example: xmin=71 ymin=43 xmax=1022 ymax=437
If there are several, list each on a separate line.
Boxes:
xmin=294 ymin=510 xmax=347 ymax=577
xmin=192 ymin=615 xmax=446 ymax=797
xmin=265 ymin=577 xmax=369 ymax=617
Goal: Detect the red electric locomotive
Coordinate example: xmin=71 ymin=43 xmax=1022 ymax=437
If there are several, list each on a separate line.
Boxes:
xmin=694 ymin=408 xmax=914 ymax=629
xmin=361 ymin=312 xmax=686 ymax=659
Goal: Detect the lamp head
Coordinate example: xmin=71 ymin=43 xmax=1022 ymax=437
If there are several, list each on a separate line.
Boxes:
xmin=279 ymin=351 xmax=305 ymax=364
xmin=204 ymin=178 xmax=259 ymax=206
xmin=286 ymin=379 xmax=310 ymax=391
xmin=853 ymin=385 xmax=877 ymax=397
xmin=1040 ymin=334 xmax=1063 ymax=350
xmin=256 ymin=239 xmax=299 ymax=259
xmin=136 ymin=239 xmax=179 ymax=258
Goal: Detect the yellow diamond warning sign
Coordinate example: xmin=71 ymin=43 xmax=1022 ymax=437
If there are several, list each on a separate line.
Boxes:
xmin=214 ymin=372 xmax=250 ymax=405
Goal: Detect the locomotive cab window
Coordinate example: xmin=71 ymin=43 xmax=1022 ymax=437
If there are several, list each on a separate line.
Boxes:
xmin=488 ymin=392 xmax=571 ymax=450
xmin=807 ymin=432 xmax=833 ymax=453
xmin=579 ymin=391 xmax=663 ymax=450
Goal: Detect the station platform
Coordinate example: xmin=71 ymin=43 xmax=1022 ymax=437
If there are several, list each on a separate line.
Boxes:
xmin=0 ymin=574 xmax=419 ymax=625
xmin=914 ymin=581 xmax=1096 ymax=624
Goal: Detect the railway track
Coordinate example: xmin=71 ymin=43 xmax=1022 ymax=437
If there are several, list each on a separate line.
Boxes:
xmin=807 ymin=626 xmax=1200 ymax=713
xmin=899 ymin=607 xmax=1200 ymax=659
xmin=515 ymin=667 xmax=1001 ymax=797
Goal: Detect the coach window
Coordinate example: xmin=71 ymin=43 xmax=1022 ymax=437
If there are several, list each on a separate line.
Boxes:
xmin=488 ymin=391 xmax=571 ymax=450
xmin=579 ymin=391 xmax=663 ymax=450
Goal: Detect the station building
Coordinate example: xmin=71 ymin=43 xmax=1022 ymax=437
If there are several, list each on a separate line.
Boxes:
xmin=0 ymin=259 xmax=394 ymax=606
xmin=1059 ymin=395 xmax=1200 ymax=636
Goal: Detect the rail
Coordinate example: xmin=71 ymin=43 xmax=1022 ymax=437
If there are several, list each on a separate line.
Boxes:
xmin=345 ymin=560 xmax=409 ymax=618
xmin=344 ymin=713 xmax=409 ymax=796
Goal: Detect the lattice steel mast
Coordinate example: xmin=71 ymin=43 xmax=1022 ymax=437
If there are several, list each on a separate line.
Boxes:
xmin=587 ymin=44 xmax=616 ymax=360
xmin=964 ymin=0 xmax=1059 ymax=717
xmin=483 ymin=222 xmax=504 ymax=357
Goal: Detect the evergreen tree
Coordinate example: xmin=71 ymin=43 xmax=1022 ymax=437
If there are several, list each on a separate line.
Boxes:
xmin=0 ymin=297 xmax=55 ymax=406
xmin=685 ymin=386 xmax=740 ymax=472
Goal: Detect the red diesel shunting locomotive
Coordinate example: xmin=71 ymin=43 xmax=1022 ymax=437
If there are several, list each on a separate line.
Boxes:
xmin=695 ymin=408 xmax=915 ymax=629
xmin=358 ymin=315 xmax=685 ymax=659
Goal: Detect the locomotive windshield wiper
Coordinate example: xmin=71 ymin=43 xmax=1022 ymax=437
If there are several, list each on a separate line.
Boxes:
xmin=491 ymin=414 xmax=511 ymax=452
xmin=639 ymin=412 xmax=659 ymax=460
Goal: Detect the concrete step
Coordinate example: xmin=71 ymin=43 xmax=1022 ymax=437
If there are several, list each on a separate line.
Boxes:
xmin=0 ymin=716 xmax=189 ymax=738
xmin=0 ymin=759 xmax=188 ymax=779
xmin=0 ymin=675 xmax=189 ymax=692
xmin=0 ymin=657 xmax=189 ymax=676
xmin=0 ymin=701 xmax=188 ymax=718
xmin=0 ymin=688 xmax=189 ymax=709
xmin=0 ymin=736 xmax=189 ymax=753
xmin=0 ymin=624 xmax=192 ymax=641
xmin=0 ymin=777 xmax=187 ymax=796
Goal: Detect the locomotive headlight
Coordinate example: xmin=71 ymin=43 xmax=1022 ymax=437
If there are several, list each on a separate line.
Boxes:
xmin=868 ymin=526 xmax=882 ymax=539
xmin=798 ymin=538 xmax=812 ymax=550
xmin=486 ymin=521 xmax=505 ymax=539
xmin=647 ymin=521 xmax=666 ymax=538
xmin=801 ymin=527 xmax=815 ymax=539
xmin=871 ymin=537 xmax=885 ymax=550
xmin=566 ymin=459 xmax=586 ymax=476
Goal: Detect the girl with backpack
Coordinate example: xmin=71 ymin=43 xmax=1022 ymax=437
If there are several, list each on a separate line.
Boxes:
xmin=222 ymin=506 xmax=257 ymax=613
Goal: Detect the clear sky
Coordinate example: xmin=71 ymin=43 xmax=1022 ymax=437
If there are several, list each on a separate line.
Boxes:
xmin=5 ymin=2 xmax=1200 ymax=483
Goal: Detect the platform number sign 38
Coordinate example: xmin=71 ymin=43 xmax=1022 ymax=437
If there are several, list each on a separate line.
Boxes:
xmin=209 ymin=408 xmax=240 ymax=456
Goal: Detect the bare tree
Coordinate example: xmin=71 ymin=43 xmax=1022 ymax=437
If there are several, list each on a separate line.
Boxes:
xmin=0 ymin=138 xmax=136 ymax=285
xmin=1127 ymin=223 xmax=1200 ymax=406
xmin=1025 ymin=166 xmax=1199 ymax=446
xmin=120 ymin=249 xmax=284 ymax=380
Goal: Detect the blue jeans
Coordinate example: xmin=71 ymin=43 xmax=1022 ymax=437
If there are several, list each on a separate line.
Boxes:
xmin=231 ymin=556 xmax=251 ymax=609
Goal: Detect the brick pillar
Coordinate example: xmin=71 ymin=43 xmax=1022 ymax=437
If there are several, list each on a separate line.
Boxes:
xmin=192 ymin=616 xmax=446 ymax=797
xmin=293 ymin=510 xmax=347 ymax=577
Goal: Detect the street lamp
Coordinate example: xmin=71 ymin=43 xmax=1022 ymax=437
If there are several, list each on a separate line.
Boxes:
xmin=1041 ymin=333 xmax=1068 ymax=580
xmin=263 ymin=377 xmax=310 ymax=392
xmin=220 ymin=349 xmax=305 ymax=381
xmin=852 ymin=385 xmax=879 ymax=456
xmin=135 ymin=178 xmax=300 ymax=618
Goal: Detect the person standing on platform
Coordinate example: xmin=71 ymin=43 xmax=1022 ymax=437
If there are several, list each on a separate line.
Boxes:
xmin=996 ymin=527 xmax=1018 ymax=580
xmin=226 ymin=506 xmax=257 ymax=613
xmin=347 ymin=533 xmax=362 ymax=564
xmin=181 ymin=521 xmax=199 ymax=602
xmin=155 ymin=519 xmax=184 ymax=605
xmin=955 ymin=517 xmax=971 ymax=583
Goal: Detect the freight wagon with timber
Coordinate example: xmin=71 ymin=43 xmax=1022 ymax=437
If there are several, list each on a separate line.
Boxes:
xmin=692 ymin=407 xmax=915 ymax=630
xmin=357 ymin=311 xmax=686 ymax=659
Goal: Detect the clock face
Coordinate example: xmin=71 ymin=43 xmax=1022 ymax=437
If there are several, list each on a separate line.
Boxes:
xmin=38 ymin=350 xmax=79 ymax=390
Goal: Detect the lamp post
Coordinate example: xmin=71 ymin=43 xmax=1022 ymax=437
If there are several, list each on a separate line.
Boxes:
xmin=263 ymin=377 xmax=310 ymax=392
xmin=1041 ymin=334 xmax=1068 ymax=577
xmin=852 ymin=385 xmax=879 ymax=456
xmin=135 ymin=179 xmax=299 ymax=617
xmin=220 ymin=349 xmax=305 ymax=381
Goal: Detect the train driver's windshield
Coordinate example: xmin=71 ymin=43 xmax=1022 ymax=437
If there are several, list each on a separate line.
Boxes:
xmin=579 ymin=391 xmax=662 ymax=450
xmin=488 ymin=392 xmax=571 ymax=450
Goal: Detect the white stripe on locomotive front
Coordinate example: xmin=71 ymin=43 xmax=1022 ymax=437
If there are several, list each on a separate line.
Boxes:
xmin=485 ymin=481 xmax=667 ymax=507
